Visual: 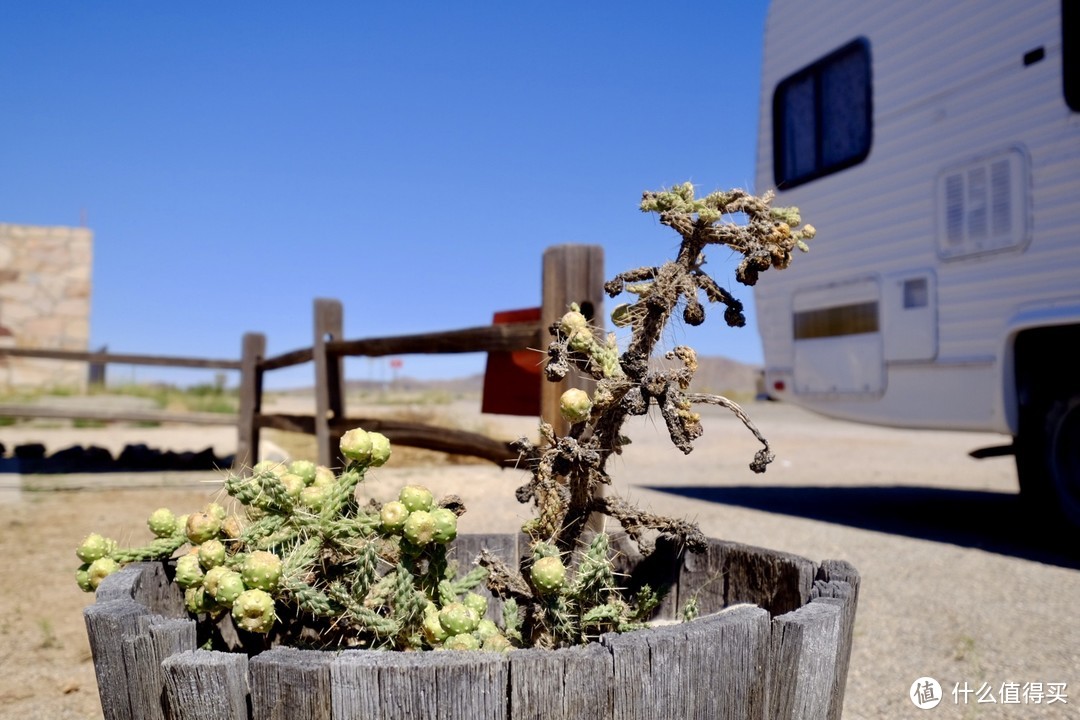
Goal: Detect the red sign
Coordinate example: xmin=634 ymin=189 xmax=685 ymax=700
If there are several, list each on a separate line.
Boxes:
xmin=481 ymin=308 xmax=542 ymax=416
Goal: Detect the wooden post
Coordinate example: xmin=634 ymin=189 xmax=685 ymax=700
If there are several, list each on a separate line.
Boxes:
xmin=235 ymin=332 xmax=266 ymax=472
xmin=540 ymin=245 xmax=605 ymax=435
xmin=87 ymin=344 xmax=108 ymax=389
xmin=313 ymin=299 xmax=346 ymax=468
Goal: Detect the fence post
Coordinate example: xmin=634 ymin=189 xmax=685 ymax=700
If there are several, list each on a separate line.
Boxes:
xmin=540 ymin=244 xmax=606 ymax=436
xmin=234 ymin=332 xmax=266 ymax=472
xmin=87 ymin=344 xmax=108 ymax=389
xmin=314 ymin=299 xmax=346 ymax=468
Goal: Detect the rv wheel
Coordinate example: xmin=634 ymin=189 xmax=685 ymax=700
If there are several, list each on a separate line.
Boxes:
xmin=1018 ymin=393 xmax=1080 ymax=531
xmin=1047 ymin=395 xmax=1080 ymax=528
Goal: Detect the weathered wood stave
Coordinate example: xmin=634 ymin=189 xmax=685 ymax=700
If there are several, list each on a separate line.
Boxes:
xmin=85 ymin=534 xmax=858 ymax=720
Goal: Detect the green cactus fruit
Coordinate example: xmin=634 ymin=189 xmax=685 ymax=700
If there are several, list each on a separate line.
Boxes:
xmin=252 ymin=460 xmax=285 ymax=476
xmin=569 ymin=330 xmax=594 ymax=353
xmin=430 ymin=508 xmax=458 ymax=544
xmin=299 ymin=484 xmax=331 ymax=512
xmin=438 ymin=602 xmax=480 ymax=636
xmin=339 ymin=428 xmax=373 ymax=463
xmin=241 ymin=551 xmax=283 ymax=592
xmin=368 ymin=432 xmax=392 ymax=467
xmin=399 ymin=485 xmax=434 ymax=513
xmin=175 ymin=554 xmax=205 ymax=589
xmin=210 ymin=570 xmax=246 ymax=606
xmin=443 ymin=633 xmax=480 ymax=651
xmin=530 ymin=556 xmax=566 ymax=594
xmin=312 ymin=465 xmax=336 ymax=488
xmin=279 ymin=472 xmax=306 ymax=499
xmin=198 ymin=540 xmax=227 ymax=570
xmin=559 ymin=388 xmax=592 ymax=424
xmin=422 ymin=610 xmax=449 ymax=645
xmin=403 ymin=510 xmax=436 ymax=547
xmin=87 ymin=557 xmax=120 ymax=590
xmin=482 ymin=633 xmax=512 ymax=652
xmin=288 ymin=460 xmax=317 ymax=485
xmin=202 ymin=565 xmax=231 ymax=597
xmin=474 ymin=618 xmax=499 ymax=640
xmin=559 ymin=309 xmax=589 ymax=337
xmin=185 ymin=511 xmax=221 ymax=545
xmin=75 ymin=563 xmax=93 ymax=593
xmin=380 ymin=501 xmax=409 ymax=534
xmin=184 ymin=585 xmax=215 ymax=615
xmin=205 ymin=503 xmax=227 ymax=523
xmin=462 ymin=592 xmax=487 ymax=618
xmin=146 ymin=508 xmax=177 ymax=538
xmin=76 ymin=533 xmax=111 ymax=563
xmin=232 ymin=589 xmax=276 ymax=634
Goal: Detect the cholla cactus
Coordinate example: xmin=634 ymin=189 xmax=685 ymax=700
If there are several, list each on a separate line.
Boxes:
xmin=484 ymin=183 xmax=812 ymax=646
xmin=74 ymin=431 xmax=494 ymax=651
xmin=73 ymin=184 xmax=808 ymax=653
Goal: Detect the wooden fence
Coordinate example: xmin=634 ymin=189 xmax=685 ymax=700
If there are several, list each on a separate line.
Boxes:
xmin=0 ymin=244 xmax=604 ymax=472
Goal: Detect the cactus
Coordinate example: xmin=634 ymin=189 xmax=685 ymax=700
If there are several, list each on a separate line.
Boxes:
xmin=232 ymin=589 xmax=276 ymax=633
xmin=72 ymin=184 xmax=808 ymax=652
xmin=147 ymin=508 xmax=178 ymax=538
xmin=76 ymin=533 xmax=113 ymax=563
xmin=240 ymin=551 xmax=283 ymax=592
xmin=402 ymin=510 xmax=436 ymax=547
xmin=559 ymin=388 xmax=592 ymax=424
xmin=185 ymin=512 xmax=221 ymax=545
xmin=379 ymin=501 xmax=409 ymax=534
xmin=399 ymin=485 xmax=434 ymax=513
xmin=339 ymin=428 xmax=373 ymax=463
xmin=369 ymin=432 xmax=392 ymax=467
xmin=87 ymin=557 xmax=120 ymax=590
xmin=429 ymin=508 xmax=458 ymax=544
xmin=198 ymin=540 xmax=227 ymax=570
xmin=530 ymin=556 xmax=566 ymax=594
xmin=438 ymin=602 xmax=480 ymax=636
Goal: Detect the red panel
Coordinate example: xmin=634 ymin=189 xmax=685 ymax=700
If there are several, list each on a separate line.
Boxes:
xmin=481 ymin=307 xmax=542 ymax=416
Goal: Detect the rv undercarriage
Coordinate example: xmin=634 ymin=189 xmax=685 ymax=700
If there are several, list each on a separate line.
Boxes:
xmin=1014 ymin=326 xmax=1080 ymax=531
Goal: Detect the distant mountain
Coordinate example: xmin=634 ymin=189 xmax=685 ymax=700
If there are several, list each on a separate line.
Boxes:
xmin=286 ymin=355 xmax=762 ymax=399
xmin=681 ymin=355 xmax=763 ymax=397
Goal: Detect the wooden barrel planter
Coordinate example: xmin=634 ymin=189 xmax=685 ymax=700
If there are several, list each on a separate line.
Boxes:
xmin=85 ymin=534 xmax=859 ymax=720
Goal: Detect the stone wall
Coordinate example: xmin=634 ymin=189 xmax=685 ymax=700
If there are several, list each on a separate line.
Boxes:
xmin=0 ymin=224 xmax=93 ymax=391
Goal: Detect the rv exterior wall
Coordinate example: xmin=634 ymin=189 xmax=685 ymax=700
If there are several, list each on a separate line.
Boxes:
xmin=755 ymin=0 xmax=1079 ymax=436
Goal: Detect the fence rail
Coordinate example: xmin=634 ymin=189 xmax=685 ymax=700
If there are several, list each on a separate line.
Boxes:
xmin=0 ymin=347 xmax=241 ymax=370
xmin=0 ymin=244 xmax=603 ymax=472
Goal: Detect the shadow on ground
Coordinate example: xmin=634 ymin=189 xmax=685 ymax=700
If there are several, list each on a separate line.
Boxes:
xmin=644 ymin=484 xmax=1080 ymax=570
xmin=0 ymin=442 xmax=234 ymax=474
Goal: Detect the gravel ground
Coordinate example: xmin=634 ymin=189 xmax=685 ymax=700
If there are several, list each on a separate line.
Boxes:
xmin=1 ymin=400 xmax=1076 ymax=719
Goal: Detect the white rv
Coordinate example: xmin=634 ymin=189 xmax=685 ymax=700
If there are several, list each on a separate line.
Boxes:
xmin=753 ymin=2 xmax=1080 ymax=527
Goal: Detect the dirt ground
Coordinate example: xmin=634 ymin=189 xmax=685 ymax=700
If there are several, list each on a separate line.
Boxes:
xmin=1 ymin=399 xmax=1077 ymax=719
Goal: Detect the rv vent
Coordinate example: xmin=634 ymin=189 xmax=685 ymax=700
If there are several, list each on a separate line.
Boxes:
xmin=936 ymin=147 xmax=1029 ymax=259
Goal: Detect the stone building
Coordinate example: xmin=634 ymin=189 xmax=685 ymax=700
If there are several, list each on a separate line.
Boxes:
xmin=0 ymin=223 xmax=93 ymax=391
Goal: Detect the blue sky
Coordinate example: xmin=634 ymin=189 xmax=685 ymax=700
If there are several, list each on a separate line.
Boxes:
xmin=1 ymin=2 xmax=770 ymax=389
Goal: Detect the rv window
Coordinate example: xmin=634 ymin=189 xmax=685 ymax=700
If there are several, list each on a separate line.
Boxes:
xmin=1065 ymin=0 xmax=1079 ymax=111
xmin=773 ymin=38 xmax=872 ymax=188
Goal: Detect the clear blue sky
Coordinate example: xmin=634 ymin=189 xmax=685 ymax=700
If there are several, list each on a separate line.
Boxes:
xmin=1 ymin=2 xmax=770 ymax=389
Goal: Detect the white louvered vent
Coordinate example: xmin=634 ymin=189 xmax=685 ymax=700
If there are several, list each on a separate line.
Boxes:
xmin=936 ymin=147 xmax=1029 ymax=259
